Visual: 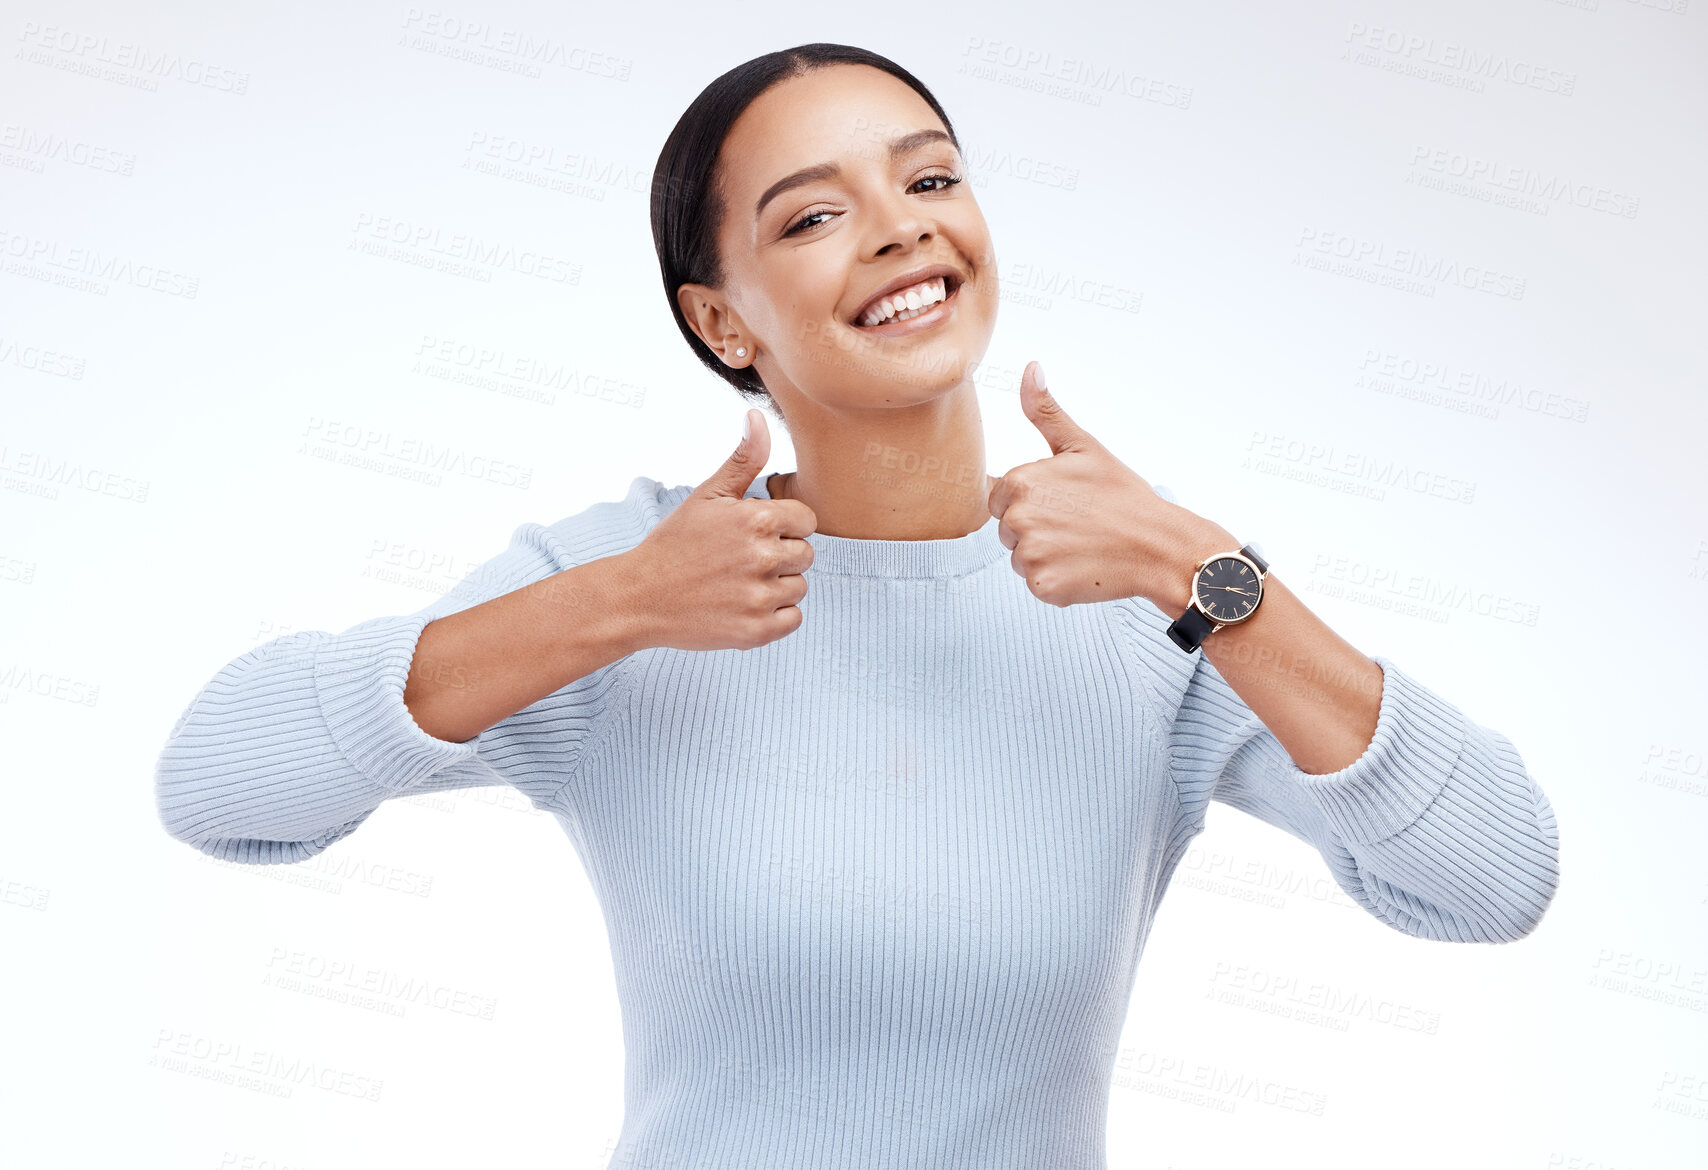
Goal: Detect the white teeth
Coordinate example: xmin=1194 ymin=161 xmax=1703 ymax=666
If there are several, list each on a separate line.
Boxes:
xmin=856 ymin=275 xmax=950 ymax=327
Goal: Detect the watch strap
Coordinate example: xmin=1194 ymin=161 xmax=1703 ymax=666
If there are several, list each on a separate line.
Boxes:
xmin=1166 ymin=604 xmax=1216 ymax=653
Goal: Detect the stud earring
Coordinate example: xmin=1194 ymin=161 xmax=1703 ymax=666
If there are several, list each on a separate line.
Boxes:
xmin=735 ymin=347 xmax=747 ymax=358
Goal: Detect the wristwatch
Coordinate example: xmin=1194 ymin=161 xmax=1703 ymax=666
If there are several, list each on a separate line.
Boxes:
xmin=1166 ymin=543 xmax=1270 ymax=654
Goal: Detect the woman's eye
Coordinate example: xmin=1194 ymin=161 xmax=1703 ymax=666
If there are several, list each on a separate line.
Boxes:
xmin=911 ymin=172 xmax=964 ymax=194
xmin=782 ymin=172 xmax=965 ymax=237
xmin=784 ymin=210 xmax=834 ymax=237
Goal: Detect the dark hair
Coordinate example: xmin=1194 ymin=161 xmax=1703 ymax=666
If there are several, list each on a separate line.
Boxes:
xmin=649 ymin=43 xmax=961 ymax=413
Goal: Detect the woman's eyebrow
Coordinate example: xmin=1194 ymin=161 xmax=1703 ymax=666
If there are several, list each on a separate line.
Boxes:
xmin=753 ymin=128 xmax=954 ymax=220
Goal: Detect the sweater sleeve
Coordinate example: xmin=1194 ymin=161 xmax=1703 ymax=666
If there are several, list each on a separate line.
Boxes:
xmin=1166 ymin=649 xmax=1562 ymax=943
xmin=153 ymin=474 xmax=671 ymax=865
xmin=1122 ymin=480 xmax=1559 ymax=942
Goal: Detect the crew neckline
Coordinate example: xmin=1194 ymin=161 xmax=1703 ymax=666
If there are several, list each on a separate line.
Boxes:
xmin=746 ymin=471 xmax=1008 ymax=579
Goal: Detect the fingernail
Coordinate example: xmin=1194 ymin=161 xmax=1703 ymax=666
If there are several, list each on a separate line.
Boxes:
xmin=1035 ymin=362 xmax=1047 ymax=391
xmin=742 ymin=410 xmax=752 ymax=446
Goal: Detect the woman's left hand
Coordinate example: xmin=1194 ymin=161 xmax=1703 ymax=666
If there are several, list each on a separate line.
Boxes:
xmin=988 ymin=361 xmax=1237 ymax=611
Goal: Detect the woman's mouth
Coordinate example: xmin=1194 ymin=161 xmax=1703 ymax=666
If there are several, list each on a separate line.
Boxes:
xmin=850 ymin=273 xmax=963 ymax=336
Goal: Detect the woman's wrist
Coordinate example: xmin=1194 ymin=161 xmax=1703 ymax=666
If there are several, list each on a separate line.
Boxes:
xmin=1140 ymin=506 xmax=1241 ymax=615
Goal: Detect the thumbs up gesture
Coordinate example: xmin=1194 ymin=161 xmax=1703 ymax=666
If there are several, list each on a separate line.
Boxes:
xmin=624 ymin=409 xmax=818 ymax=651
xmin=989 ymin=362 xmax=1236 ymax=610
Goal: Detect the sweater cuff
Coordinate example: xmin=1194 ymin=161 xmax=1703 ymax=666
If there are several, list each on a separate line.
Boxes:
xmin=1289 ymin=655 xmax=1468 ymax=845
xmin=313 ymin=614 xmax=483 ymax=792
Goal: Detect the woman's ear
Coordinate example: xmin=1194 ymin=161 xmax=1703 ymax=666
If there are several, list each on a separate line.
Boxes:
xmin=677 ymin=282 xmax=741 ymax=360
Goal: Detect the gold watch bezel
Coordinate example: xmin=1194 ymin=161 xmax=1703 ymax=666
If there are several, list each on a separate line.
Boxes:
xmin=1190 ymin=550 xmax=1267 ymax=629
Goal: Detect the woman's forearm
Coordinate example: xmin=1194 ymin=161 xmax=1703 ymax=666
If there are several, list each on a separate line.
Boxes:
xmin=1158 ymin=516 xmax=1385 ymax=776
xmin=404 ymin=551 xmax=655 ymax=745
xmin=1198 ymin=574 xmax=1385 ymax=775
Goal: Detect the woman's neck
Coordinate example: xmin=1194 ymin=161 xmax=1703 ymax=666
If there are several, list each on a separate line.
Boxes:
xmin=765 ymin=388 xmax=996 ymax=541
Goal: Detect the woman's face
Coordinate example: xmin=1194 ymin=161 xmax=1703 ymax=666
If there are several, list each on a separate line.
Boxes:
xmin=681 ymin=63 xmax=999 ymax=411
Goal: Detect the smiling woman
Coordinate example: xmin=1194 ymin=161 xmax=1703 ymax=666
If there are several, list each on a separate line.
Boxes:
xmin=156 ymin=40 xmax=1560 ymax=1170
xmin=650 ymin=44 xmax=1007 ymax=541
xmin=651 ymin=46 xmax=980 ymax=401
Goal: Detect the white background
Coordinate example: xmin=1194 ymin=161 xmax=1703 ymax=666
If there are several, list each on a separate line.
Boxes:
xmin=3 ymin=2 xmax=1705 ymax=1168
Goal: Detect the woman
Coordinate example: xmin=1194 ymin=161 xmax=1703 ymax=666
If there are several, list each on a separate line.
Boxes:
xmin=156 ymin=43 xmax=1561 ymax=1168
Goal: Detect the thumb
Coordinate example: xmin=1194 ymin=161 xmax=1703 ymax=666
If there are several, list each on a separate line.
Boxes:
xmin=697 ymin=407 xmax=772 ymax=498
xmin=1021 ymin=361 xmax=1095 ymax=456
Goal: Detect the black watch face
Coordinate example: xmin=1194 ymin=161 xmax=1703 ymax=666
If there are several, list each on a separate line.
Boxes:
xmin=1195 ymin=556 xmax=1262 ymax=622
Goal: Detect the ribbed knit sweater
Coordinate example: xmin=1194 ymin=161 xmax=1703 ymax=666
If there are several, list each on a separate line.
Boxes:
xmin=155 ymin=471 xmax=1562 ymax=1169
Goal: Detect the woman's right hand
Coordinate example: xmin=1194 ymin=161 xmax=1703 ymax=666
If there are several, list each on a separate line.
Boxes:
xmin=621 ymin=408 xmax=816 ymax=653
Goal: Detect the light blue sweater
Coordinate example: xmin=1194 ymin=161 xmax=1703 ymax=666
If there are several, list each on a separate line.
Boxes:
xmin=155 ymin=471 xmax=1561 ymax=1168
